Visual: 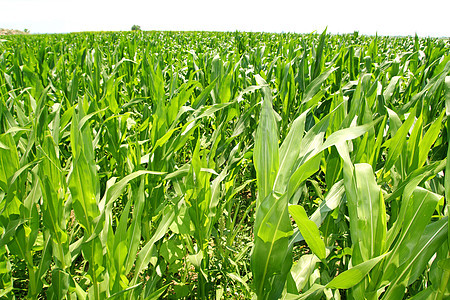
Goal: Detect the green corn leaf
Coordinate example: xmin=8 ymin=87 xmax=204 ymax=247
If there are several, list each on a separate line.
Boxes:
xmin=383 ymin=76 xmax=402 ymax=104
xmin=326 ymin=253 xmax=388 ymax=289
xmin=47 ymin=268 xmax=70 ymax=300
xmin=310 ymin=180 xmax=345 ymax=227
xmin=125 ymin=179 xmax=145 ymax=274
xmin=445 ymin=76 xmax=450 ymax=248
xmin=69 ymin=107 xmax=100 ymax=233
xmin=296 ymin=283 xmax=326 ymax=300
xmin=252 ymin=192 xmax=293 ymax=300
xmin=99 ymin=170 xmax=164 ymax=211
xmin=386 ymin=159 xmax=446 ymax=204
xmin=407 ymin=217 xmax=448 ymax=286
xmin=192 ymin=77 xmax=219 ymax=108
xmin=0 ymin=133 xmax=19 ymax=191
xmin=289 ymin=176 xmax=344 ymax=253
xmin=8 ymin=158 xmax=42 ymax=189
xmin=338 ymin=139 xmax=387 ymax=265
xmin=287 ymin=152 xmax=322 ymax=200
xmin=311 ymin=28 xmax=328 ymax=81
xmin=0 ymin=218 xmax=24 ymax=249
xmin=445 ymin=76 xmax=450 ymax=116
xmin=302 ymin=67 xmax=336 ymax=104
xmin=383 ymin=109 xmax=416 ymax=172
xmin=289 ymin=204 xmax=326 ymax=260
xmin=382 ymin=217 xmax=448 ymax=299
xmin=109 ymin=283 xmax=143 ymax=300
xmin=110 ymin=191 xmax=133 ymax=293
xmin=142 ymin=284 xmax=170 ymax=300
xmin=69 ymin=150 xmax=99 ymax=233
xmin=319 ymin=117 xmax=382 ymax=152
xmin=383 ymin=188 xmax=443 ymax=284
xmin=131 ymin=206 xmax=175 ymax=285
xmin=253 ymin=75 xmax=279 ymax=206
xmin=408 ymin=287 xmax=436 ymax=300
xmin=416 ymin=111 xmax=444 ymax=168
xmin=288 ymin=254 xmax=320 ymax=293
xmin=274 ymin=109 xmax=310 ymax=194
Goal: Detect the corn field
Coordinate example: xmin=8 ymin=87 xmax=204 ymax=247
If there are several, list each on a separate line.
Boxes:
xmin=0 ymin=30 xmax=449 ymax=299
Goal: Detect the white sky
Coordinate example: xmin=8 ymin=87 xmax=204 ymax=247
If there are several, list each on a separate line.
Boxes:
xmin=1 ymin=0 xmax=449 ymax=37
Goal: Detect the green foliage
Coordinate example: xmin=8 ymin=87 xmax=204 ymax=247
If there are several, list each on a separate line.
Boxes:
xmin=0 ymin=30 xmax=449 ymax=299
xmin=131 ymin=25 xmax=141 ymax=31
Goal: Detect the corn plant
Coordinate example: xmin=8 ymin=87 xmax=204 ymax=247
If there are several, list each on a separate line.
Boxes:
xmin=0 ymin=30 xmax=449 ymax=299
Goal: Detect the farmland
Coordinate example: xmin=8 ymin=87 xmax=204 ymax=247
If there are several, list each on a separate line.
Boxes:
xmin=0 ymin=30 xmax=449 ymax=299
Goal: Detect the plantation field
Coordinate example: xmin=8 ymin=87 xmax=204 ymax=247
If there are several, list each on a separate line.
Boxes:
xmin=0 ymin=30 xmax=449 ymax=299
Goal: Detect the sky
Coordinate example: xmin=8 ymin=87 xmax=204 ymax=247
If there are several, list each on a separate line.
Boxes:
xmin=1 ymin=0 xmax=450 ymax=37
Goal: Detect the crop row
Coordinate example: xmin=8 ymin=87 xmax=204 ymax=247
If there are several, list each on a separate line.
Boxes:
xmin=0 ymin=30 xmax=449 ymax=299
